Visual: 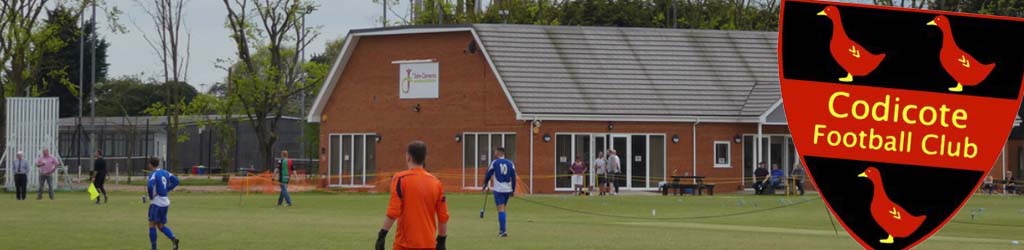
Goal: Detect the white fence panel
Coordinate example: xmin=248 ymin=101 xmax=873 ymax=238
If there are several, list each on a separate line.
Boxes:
xmin=5 ymin=97 xmax=61 ymax=191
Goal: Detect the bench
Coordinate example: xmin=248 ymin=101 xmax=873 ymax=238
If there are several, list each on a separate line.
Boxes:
xmin=987 ymin=180 xmax=1021 ymax=195
xmin=660 ymin=176 xmax=714 ymax=196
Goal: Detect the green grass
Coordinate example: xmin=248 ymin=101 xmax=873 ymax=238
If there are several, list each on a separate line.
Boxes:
xmin=2 ymin=192 xmax=1023 ymax=250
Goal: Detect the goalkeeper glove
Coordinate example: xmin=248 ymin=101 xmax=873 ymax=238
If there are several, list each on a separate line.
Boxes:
xmin=375 ymin=229 xmax=388 ymax=250
xmin=436 ymin=235 xmax=447 ymax=250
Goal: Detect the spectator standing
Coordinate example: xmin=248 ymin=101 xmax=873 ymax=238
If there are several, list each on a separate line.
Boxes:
xmin=570 ymin=156 xmax=587 ymax=196
xmin=607 ymin=149 xmax=622 ymax=195
xmin=36 ymin=148 xmax=60 ymax=200
xmin=12 ymin=151 xmax=29 ymax=200
xmin=594 ymin=152 xmax=607 ymax=196
xmin=791 ymin=164 xmax=806 ymax=196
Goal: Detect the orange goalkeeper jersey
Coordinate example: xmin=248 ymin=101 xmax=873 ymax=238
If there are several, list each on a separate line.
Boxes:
xmin=387 ymin=167 xmax=450 ymax=249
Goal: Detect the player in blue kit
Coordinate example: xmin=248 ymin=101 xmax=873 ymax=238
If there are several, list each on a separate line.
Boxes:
xmin=146 ymin=157 xmax=180 ymax=250
xmin=483 ymin=147 xmax=517 ymax=238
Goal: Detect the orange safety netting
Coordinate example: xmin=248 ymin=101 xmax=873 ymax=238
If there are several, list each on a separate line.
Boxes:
xmin=227 ymin=171 xmax=318 ymax=193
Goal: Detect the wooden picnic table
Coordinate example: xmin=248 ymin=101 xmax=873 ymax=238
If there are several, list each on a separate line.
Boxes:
xmin=663 ymin=176 xmax=715 ymax=196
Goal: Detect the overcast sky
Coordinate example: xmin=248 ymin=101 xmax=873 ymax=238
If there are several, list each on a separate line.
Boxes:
xmin=102 ymin=0 xmax=419 ymax=92
xmin=101 ymin=0 xmax=875 ymax=92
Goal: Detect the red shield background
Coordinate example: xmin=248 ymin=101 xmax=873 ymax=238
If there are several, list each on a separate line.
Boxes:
xmin=779 ymin=0 xmax=1024 ymax=249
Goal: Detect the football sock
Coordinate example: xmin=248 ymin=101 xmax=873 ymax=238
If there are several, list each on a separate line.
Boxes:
xmin=498 ymin=211 xmax=507 ymax=232
xmin=149 ymin=227 xmax=158 ymax=250
xmin=160 ymin=226 xmax=176 ymax=240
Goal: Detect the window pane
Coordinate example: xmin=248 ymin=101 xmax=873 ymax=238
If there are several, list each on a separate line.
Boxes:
xmin=744 ymin=135 xmax=755 ymax=187
xmin=631 ymin=135 xmax=647 ymax=188
xmin=354 ymin=135 xmax=365 ymax=186
xmin=575 ymin=135 xmax=591 ymax=187
xmin=650 ymin=136 xmax=665 ymax=187
xmin=555 ymin=135 xmax=572 ymax=189
xmin=477 ymin=135 xmax=490 ymax=187
xmin=770 ymin=136 xmax=784 ymax=171
xmin=464 ymin=134 xmax=476 ymax=187
xmin=490 ymin=134 xmax=502 ymax=160
xmin=365 ymin=135 xmax=377 ymax=185
xmin=342 ymin=135 xmax=352 ymax=185
xmin=330 ymin=135 xmax=339 ymax=185
xmin=715 ymin=143 xmax=730 ymax=165
xmin=503 ymin=134 xmax=516 ymax=162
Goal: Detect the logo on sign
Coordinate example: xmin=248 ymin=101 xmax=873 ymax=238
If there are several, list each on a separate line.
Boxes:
xmin=397 ymin=62 xmax=440 ymax=99
xmin=779 ymin=1 xmax=1024 ymax=249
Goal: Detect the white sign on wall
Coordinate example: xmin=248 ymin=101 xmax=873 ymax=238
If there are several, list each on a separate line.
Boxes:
xmin=396 ymin=61 xmax=439 ymax=99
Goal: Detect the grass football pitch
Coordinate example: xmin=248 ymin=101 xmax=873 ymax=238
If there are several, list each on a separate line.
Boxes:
xmin=2 ymin=192 xmax=1023 ymax=249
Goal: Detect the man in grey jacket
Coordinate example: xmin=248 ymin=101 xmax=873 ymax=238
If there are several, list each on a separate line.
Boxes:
xmin=12 ymin=151 xmax=29 ymax=200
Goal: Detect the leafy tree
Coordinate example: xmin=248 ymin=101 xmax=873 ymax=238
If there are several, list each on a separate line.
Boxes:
xmin=1 ymin=0 xmax=121 ymax=152
xmin=37 ymin=6 xmax=109 ymax=118
xmin=94 ymin=75 xmax=162 ymax=117
xmin=184 ymin=93 xmax=238 ymax=171
xmin=222 ymin=0 xmax=320 ymax=170
xmin=94 ymin=74 xmax=158 ymax=183
xmin=135 ymin=0 xmax=192 ymax=168
xmin=404 ymin=0 xmax=780 ymax=31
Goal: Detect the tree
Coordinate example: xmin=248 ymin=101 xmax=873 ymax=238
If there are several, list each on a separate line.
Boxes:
xmin=94 ymin=75 xmax=162 ymax=117
xmin=1 ymin=0 xmax=73 ymax=153
xmin=94 ymin=74 xmax=151 ymax=183
xmin=184 ymin=92 xmax=239 ymax=172
xmin=404 ymin=0 xmax=780 ymax=31
xmin=37 ymin=6 xmax=110 ymax=118
xmin=135 ymin=0 xmax=191 ymax=168
xmin=222 ymin=0 xmax=320 ymax=171
xmin=1 ymin=0 xmax=121 ymax=154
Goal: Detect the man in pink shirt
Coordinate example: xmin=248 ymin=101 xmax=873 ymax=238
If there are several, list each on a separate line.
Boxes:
xmin=36 ymin=148 xmax=60 ymax=200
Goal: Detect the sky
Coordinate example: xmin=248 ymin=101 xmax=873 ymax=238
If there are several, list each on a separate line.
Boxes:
xmin=101 ymin=0 xmax=417 ymax=93
xmin=100 ymin=0 xmax=866 ymax=92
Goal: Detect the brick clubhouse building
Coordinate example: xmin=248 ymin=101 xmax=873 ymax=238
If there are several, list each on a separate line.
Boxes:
xmin=308 ymin=24 xmax=1022 ymax=194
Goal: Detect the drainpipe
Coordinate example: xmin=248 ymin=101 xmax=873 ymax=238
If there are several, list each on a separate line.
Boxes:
xmin=692 ymin=119 xmax=701 ymax=184
xmin=530 ymin=119 xmax=537 ymax=194
xmin=1003 ymin=144 xmax=1007 ymax=180
xmin=756 ymin=122 xmax=763 ymax=187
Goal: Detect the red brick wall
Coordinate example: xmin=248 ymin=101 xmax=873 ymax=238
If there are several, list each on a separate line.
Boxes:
xmin=989 ymin=139 xmax=1023 ymax=180
xmin=318 ymin=31 xmax=526 ymax=192
xmin=318 ymin=31 xmax=806 ymax=194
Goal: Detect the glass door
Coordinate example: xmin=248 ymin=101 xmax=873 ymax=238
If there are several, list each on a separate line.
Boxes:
xmin=631 ymin=135 xmax=648 ymax=189
xmin=591 ymin=136 xmax=606 ymax=188
xmin=610 ymin=135 xmax=629 ymax=189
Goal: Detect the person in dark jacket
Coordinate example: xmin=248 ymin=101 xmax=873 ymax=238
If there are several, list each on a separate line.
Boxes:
xmin=94 ymin=150 xmax=108 ymax=204
xmin=754 ymin=162 xmax=769 ymax=195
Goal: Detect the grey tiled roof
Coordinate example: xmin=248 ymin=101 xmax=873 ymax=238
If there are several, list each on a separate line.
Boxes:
xmin=473 ymin=24 xmax=780 ymax=119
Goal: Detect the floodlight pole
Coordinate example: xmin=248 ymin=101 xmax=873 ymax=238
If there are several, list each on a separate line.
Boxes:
xmin=77 ymin=2 xmax=85 ymax=170
xmin=88 ymin=1 xmax=98 ymax=172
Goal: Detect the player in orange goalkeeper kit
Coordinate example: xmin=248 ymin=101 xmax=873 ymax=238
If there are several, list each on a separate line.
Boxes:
xmin=376 ymin=141 xmax=450 ymax=250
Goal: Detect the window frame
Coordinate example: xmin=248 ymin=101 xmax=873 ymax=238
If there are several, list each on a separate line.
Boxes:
xmin=713 ymin=141 xmax=732 ymax=168
xmin=327 ymin=133 xmax=378 ymax=188
xmin=461 ymin=132 xmax=517 ymax=190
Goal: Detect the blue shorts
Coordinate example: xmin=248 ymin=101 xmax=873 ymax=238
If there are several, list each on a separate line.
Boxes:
xmin=148 ymin=204 xmax=169 ymax=224
xmin=493 ymin=192 xmax=512 ymax=206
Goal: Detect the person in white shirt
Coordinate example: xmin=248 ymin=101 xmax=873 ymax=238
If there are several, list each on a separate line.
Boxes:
xmin=594 ymin=152 xmax=608 ymax=196
xmin=607 ymin=149 xmax=622 ymax=195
